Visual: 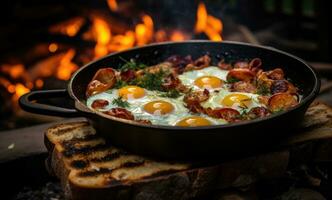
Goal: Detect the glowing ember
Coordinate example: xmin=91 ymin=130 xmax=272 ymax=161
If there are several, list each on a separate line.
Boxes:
xmin=35 ymin=79 xmax=44 ymax=88
xmin=48 ymin=43 xmax=58 ymax=53
xmin=170 ymin=30 xmax=188 ymax=41
xmin=56 ymin=49 xmax=78 ymax=80
xmin=14 ymin=83 xmax=30 ymax=97
xmin=195 ymin=2 xmax=223 ymax=41
xmin=1 ymin=64 xmax=25 ymax=79
xmin=107 ymin=0 xmax=118 ymax=12
xmin=49 ymin=17 xmax=85 ymax=37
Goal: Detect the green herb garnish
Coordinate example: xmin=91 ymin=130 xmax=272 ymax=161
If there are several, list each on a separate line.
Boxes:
xmin=160 ymin=89 xmax=181 ymax=98
xmin=119 ymin=57 xmax=146 ymax=72
xmin=136 ymin=70 xmax=167 ymax=91
xmin=114 ymin=79 xmax=128 ymax=89
xmin=226 ymin=77 xmax=240 ymax=84
xmin=112 ymin=96 xmax=130 ymax=108
xmin=257 ymin=84 xmax=271 ymax=95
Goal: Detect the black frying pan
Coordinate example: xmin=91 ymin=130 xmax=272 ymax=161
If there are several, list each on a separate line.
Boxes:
xmin=19 ymin=41 xmax=320 ymax=159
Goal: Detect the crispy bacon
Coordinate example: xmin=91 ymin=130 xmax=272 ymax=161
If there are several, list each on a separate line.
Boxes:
xmin=183 ymin=89 xmax=210 ymax=113
xmin=206 ymin=108 xmax=240 ymax=122
xmin=234 ymin=61 xmax=249 ymax=69
xmin=86 ymin=68 xmax=116 ymax=97
xmin=135 ymin=119 xmax=152 ymax=125
xmin=91 ymin=99 xmax=109 ymax=110
xmin=247 ymin=107 xmax=270 ymax=119
xmin=256 ymin=70 xmax=274 ymax=88
xmin=166 ymin=55 xmax=193 ymax=73
xmin=103 ymin=108 xmax=134 ymax=120
xmin=217 ymin=59 xmax=232 ymax=70
xmin=120 ymin=69 xmax=136 ymax=81
xmin=162 ymin=74 xmax=181 ymax=90
xmin=268 ymin=93 xmax=298 ymax=112
xmin=249 ymin=58 xmax=262 ymax=72
xmin=231 ymin=81 xmax=257 ymax=93
xmin=184 ymin=55 xmax=211 ymax=71
xmin=267 ymin=68 xmax=284 ymax=80
xmin=227 ymin=68 xmax=255 ymax=82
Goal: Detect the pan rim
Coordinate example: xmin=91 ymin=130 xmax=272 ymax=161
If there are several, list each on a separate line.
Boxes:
xmin=68 ymin=40 xmax=321 ymax=131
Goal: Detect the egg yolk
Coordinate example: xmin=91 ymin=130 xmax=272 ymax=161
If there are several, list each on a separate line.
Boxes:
xmin=176 ymin=116 xmax=212 ymax=127
xmin=222 ymin=93 xmax=252 ymax=107
xmin=118 ymin=86 xmax=145 ymax=100
xmin=144 ymin=100 xmax=174 ymax=115
xmin=194 ymin=76 xmax=223 ymax=89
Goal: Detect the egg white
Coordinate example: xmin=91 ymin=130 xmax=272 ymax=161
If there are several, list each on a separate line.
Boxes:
xmin=201 ymin=90 xmax=264 ymax=113
xmin=178 ymin=66 xmax=229 ymax=91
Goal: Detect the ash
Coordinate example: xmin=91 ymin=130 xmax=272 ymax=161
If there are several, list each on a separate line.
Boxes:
xmin=14 ymin=182 xmax=64 ymax=200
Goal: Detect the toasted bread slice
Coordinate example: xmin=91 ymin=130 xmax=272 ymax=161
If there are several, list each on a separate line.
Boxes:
xmin=45 ymin=102 xmax=332 ymax=200
xmin=45 ymin=122 xmax=192 ymax=199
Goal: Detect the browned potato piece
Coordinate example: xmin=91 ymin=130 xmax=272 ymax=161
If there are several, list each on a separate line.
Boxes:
xmin=268 ymin=93 xmax=298 ymax=112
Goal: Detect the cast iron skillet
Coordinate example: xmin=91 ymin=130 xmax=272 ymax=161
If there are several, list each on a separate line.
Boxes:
xmin=19 ymin=41 xmax=320 ymax=159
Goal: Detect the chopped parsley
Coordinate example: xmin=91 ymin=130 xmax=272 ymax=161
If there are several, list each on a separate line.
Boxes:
xmin=119 ymin=57 xmax=146 ymax=72
xmin=114 ymin=79 xmax=128 ymax=89
xmin=112 ymin=96 xmax=130 ymax=108
xmin=226 ymin=77 xmax=240 ymax=84
xmin=159 ymin=89 xmax=181 ymax=98
xmin=136 ymin=70 xmax=168 ymax=91
xmin=257 ymin=84 xmax=271 ymax=95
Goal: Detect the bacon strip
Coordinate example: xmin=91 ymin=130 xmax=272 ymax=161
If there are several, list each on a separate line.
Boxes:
xmin=86 ymin=68 xmax=116 ymax=97
xmin=103 ymin=108 xmax=134 ymax=120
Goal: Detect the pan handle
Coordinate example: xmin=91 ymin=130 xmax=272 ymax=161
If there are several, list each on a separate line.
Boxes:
xmin=19 ymin=89 xmax=80 ymax=117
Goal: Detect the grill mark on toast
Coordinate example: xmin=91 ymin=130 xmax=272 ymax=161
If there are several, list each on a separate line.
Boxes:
xmin=120 ymin=160 xmax=145 ymax=168
xmin=61 ymin=134 xmax=100 ymax=145
xmin=69 ymin=150 xmax=124 ymax=169
xmin=75 ymin=159 xmax=145 ymax=177
xmin=70 ymin=160 xmax=89 ymax=169
xmin=63 ymin=144 xmax=109 ymax=158
xmin=90 ymin=150 xmax=125 ymax=162
xmin=51 ymin=123 xmax=90 ymax=136
xmin=78 ymin=168 xmax=112 ymax=177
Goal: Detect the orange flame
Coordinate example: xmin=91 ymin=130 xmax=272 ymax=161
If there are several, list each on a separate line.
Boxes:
xmin=49 ymin=17 xmax=84 ymax=37
xmin=93 ymin=17 xmax=112 ymax=58
xmin=56 ymin=49 xmax=78 ymax=80
xmin=14 ymin=83 xmax=30 ymax=98
xmin=107 ymin=0 xmax=118 ymax=11
xmin=195 ymin=2 xmax=223 ymax=41
xmin=135 ymin=14 xmax=154 ymax=46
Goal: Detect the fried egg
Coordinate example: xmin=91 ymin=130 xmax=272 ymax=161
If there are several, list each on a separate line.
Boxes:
xmin=87 ymin=84 xmax=228 ymax=126
xmin=201 ymin=90 xmax=264 ymax=112
xmin=178 ymin=66 xmax=228 ymax=91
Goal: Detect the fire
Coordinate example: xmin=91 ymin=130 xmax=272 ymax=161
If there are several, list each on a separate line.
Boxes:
xmin=49 ymin=17 xmax=85 ymax=37
xmin=56 ymin=49 xmax=78 ymax=80
xmin=195 ymin=2 xmax=223 ymax=41
xmin=107 ymin=0 xmax=118 ymax=11
xmin=0 ymin=1 xmax=227 ymax=109
xmin=48 ymin=43 xmax=58 ymax=53
xmin=135 ymin=14 xmax=154 ymax=46
xmin=93 ymin=17 xmax=112 ymax=58
xmin=14 ymin=83 xmax=30 ymax=97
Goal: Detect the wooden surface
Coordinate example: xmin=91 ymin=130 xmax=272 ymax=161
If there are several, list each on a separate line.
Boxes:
xmin=0 ymin=118 xmax=86 ymax=163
